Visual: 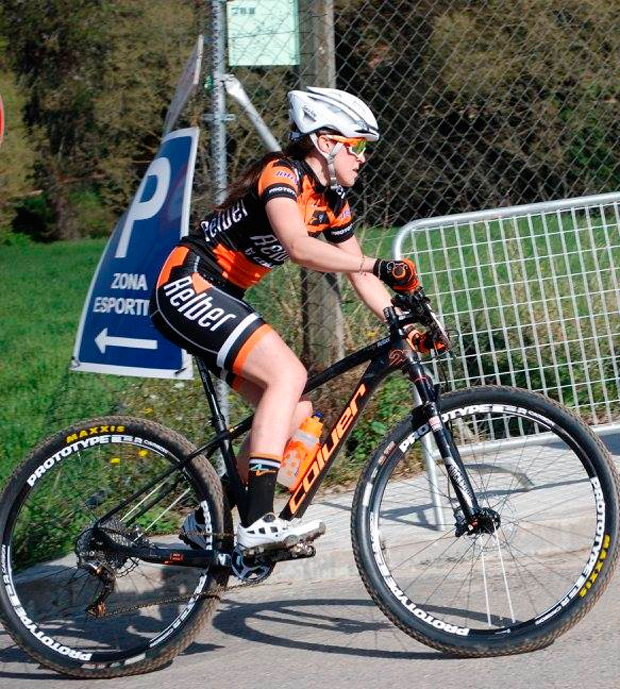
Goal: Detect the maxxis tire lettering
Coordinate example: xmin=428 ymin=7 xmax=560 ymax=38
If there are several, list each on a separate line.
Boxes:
xmin=0 ymin=416 xmax=231 ymax=679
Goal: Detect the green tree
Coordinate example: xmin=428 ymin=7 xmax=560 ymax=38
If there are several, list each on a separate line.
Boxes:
xmin=0 ymin=37 xmax=37 ymax=242
xmin=92 ymin=0 xmax=199 ymax=212
xmin=0 ymin=0 xmax=197 ymax=240
xmin=333 ymin=0 xmax=620 ymax=223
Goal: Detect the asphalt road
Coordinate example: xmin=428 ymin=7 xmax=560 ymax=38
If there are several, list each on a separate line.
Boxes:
xmin=2 ymin=571 xmax=619 ymax=689
xmin=2 ymin=430 xmax=619 ymax=688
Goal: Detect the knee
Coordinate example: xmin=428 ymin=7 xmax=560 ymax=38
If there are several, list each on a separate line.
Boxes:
xmin=273 ymin=360 xmax=307 ymax=396
xmin=288 ymin=362 xmax=308 ymax=396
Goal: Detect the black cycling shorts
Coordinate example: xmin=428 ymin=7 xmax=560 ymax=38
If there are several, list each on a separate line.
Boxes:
xmin=149 ymin=246 xmax=272 ymax=388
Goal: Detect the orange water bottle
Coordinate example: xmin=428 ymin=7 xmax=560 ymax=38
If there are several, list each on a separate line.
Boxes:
xmin=278 ymin=412 xmax=324 ymax=492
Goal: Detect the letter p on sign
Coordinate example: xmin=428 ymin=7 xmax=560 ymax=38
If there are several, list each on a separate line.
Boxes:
xmin=115 ymin=157 xmax=172 ymax=259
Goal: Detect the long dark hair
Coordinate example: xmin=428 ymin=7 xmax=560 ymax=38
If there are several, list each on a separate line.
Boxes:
xmin=214 ymin=136 xmax=315 ymax=212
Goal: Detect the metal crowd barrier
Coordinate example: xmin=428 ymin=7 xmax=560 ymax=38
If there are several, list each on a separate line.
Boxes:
xmin=393 ymin=193 xmax=620 ymax=528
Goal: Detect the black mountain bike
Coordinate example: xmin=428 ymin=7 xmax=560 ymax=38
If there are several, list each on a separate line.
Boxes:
xmin=0 ymin=290 xmax=618 ymax=678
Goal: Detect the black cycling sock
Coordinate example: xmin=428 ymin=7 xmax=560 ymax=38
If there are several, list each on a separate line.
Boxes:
xmin=244 ymin=454 xmax=280 ymax=526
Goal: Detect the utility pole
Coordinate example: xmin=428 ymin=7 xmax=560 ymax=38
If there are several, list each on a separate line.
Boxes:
xmin=298 ymin=0 xmax=344 ymax=371
xmin=209 ymin=0 xmax=230 ymax=437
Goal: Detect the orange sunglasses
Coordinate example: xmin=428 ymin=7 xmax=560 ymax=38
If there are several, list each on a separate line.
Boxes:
xmin=327 ymin=135 xmax=368 ymax=157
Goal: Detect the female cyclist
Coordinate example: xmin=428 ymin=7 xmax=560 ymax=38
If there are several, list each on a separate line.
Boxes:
xmin=150 ymin=86 xmax=419 ymax=552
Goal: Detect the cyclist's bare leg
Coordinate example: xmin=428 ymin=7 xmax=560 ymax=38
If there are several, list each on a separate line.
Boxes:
xmin=229 ymin=330 xmax=326 ymax=542
xmin=233 ymin=329 xmax=308 ymax=458
xmin=233 ymin=381 xmax=313 ymax=482
xmin=182 ymin=331 xmax=312 ymax=544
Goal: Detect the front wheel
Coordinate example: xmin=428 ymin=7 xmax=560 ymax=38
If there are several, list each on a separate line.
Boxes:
xmin=0 ymin=416 xmax=231 ymax=678
xmin=352 ymin=386 xmax=619 ymax=656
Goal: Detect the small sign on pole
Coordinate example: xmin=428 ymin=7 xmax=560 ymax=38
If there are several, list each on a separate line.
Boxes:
xmin=227 ymin=0 xmax=300 ymax=67
xmin=163 ymin=36 xmax=204 ymax=137
xmin=72 ymin=128 xmax=199 ymax=379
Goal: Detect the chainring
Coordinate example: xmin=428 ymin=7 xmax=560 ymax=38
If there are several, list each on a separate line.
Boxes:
xmin=231 ymin=547 xmax=275 ymax=584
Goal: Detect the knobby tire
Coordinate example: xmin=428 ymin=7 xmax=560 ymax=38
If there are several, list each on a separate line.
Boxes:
xmin=352 ymin=386 xmax=620 ymax=656
xmin=0 ymin=416 xmax=231 ymax=678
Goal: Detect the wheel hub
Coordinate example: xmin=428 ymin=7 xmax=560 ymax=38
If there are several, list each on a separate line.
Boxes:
xmin=454 ymin=506 xmax=501 ymax=538
xmin=472 ymin=507 xmax=501 ymax=535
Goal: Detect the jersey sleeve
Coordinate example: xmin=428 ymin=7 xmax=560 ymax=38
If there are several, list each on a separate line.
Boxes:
xmin=323 ymin=200 xmax=354 ymax=244
xmin=257 ymin=160 xmax=300 ymax=204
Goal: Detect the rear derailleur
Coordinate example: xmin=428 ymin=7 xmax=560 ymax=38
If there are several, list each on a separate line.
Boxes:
xmin=75 ymin=518 xmax=147 ymax=617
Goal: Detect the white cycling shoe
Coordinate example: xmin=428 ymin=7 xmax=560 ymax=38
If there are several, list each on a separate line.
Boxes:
xmin=236 ymin=513 xmax=325 ymax=553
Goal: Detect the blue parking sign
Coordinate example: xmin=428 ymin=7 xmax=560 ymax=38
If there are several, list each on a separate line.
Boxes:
xmin=72 ymin=128 xmax=199 ymax=378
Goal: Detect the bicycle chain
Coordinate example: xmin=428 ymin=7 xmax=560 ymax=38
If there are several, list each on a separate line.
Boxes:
xmin=92 ymin=529 xmax=270 ymax=619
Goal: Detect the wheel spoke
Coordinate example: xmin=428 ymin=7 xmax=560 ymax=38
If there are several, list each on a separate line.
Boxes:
xmin=0 ymin=417 xmax=229 ymax=676
xmin=355 ymin=387 xmax=618 ymax=656
xmin=492 ymin=527 xmax=516 ymax=624
xmin=479 ymin=544 xmax=492 ymax=626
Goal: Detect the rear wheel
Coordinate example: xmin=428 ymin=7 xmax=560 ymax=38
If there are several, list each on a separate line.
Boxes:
xmin=0 ymin=416 xmax=231 ymax=677
xmin=352 ymin=386 xmax=619 ymax=656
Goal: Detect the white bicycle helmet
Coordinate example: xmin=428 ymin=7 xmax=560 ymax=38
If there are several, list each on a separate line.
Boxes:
xmin=288 ymin=86 xmax=379 ymax=141
xmin=288 ymin=86 xmax=379 ymax=187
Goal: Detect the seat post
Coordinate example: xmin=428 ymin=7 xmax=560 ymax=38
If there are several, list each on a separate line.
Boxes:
xmin=196 ymin=358 xmax=228 ymax=435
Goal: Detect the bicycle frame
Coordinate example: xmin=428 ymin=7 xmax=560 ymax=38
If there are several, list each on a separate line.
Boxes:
xmin=201 ymin=308 xmax=482 ymax=525
xmin=208 ymin=335 xmax=402 ymax=522
xmin=93 ymin=305 xmax=484 ymax=566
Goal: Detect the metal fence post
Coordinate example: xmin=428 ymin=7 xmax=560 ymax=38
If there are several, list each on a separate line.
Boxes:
xmin=210 ymin=0 xmax=230 ymax=437
xmin=211 ymin=0 xmax=227 ymax=208
xmin=412 ymin=387 xmax=446 ymax=531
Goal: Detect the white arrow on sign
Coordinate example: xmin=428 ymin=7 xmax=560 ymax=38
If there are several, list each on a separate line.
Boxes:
xmin=95 ymin=328 xmax=158 ymax=354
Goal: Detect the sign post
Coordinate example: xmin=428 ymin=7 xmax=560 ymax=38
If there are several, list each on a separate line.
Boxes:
xmin=72 ymin=128 xmax=199 ymax=379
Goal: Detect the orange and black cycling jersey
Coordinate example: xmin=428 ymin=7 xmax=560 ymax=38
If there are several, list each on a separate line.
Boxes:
xmin=180 ymin=158 xmax=354 ymax=292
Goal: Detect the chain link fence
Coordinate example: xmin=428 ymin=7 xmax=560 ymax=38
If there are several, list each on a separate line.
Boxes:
xmin=202 ymin=0 xmax=620 ymax=365
xmin=44 ymin=0 xmax=620 ymax=456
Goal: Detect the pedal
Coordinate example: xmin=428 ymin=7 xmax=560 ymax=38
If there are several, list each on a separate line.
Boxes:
xmin=239 ymin=524 xmax=325 ymax=558
xmin=240 ymin=536 xmax=299 ymax=558
xmin=268 ymin=542 xmax=317 ymax=562
xmin=303 ymin=523 xmax=326 ymax=542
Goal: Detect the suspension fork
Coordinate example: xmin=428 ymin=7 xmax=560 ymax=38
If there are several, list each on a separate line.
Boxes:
xmin=407 ymin=358 xmax=482 ymax=523
xmin=384 ymin=305 xmax=483 ymax=523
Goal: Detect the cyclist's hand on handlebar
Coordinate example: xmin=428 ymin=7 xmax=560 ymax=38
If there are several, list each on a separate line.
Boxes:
xmin=391 ymin=290 xmax=453 ymax=352
xmin=373 ymin=258 xmax=420 ymax=293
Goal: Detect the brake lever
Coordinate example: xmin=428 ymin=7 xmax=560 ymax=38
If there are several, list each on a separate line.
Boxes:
xmin=392 ymin=289 xmax=434 ymax=326
xmin=425 ymin=305 xmax=452 ymax=351
xmin=391 ymin=289 xmax=452 ymax=352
